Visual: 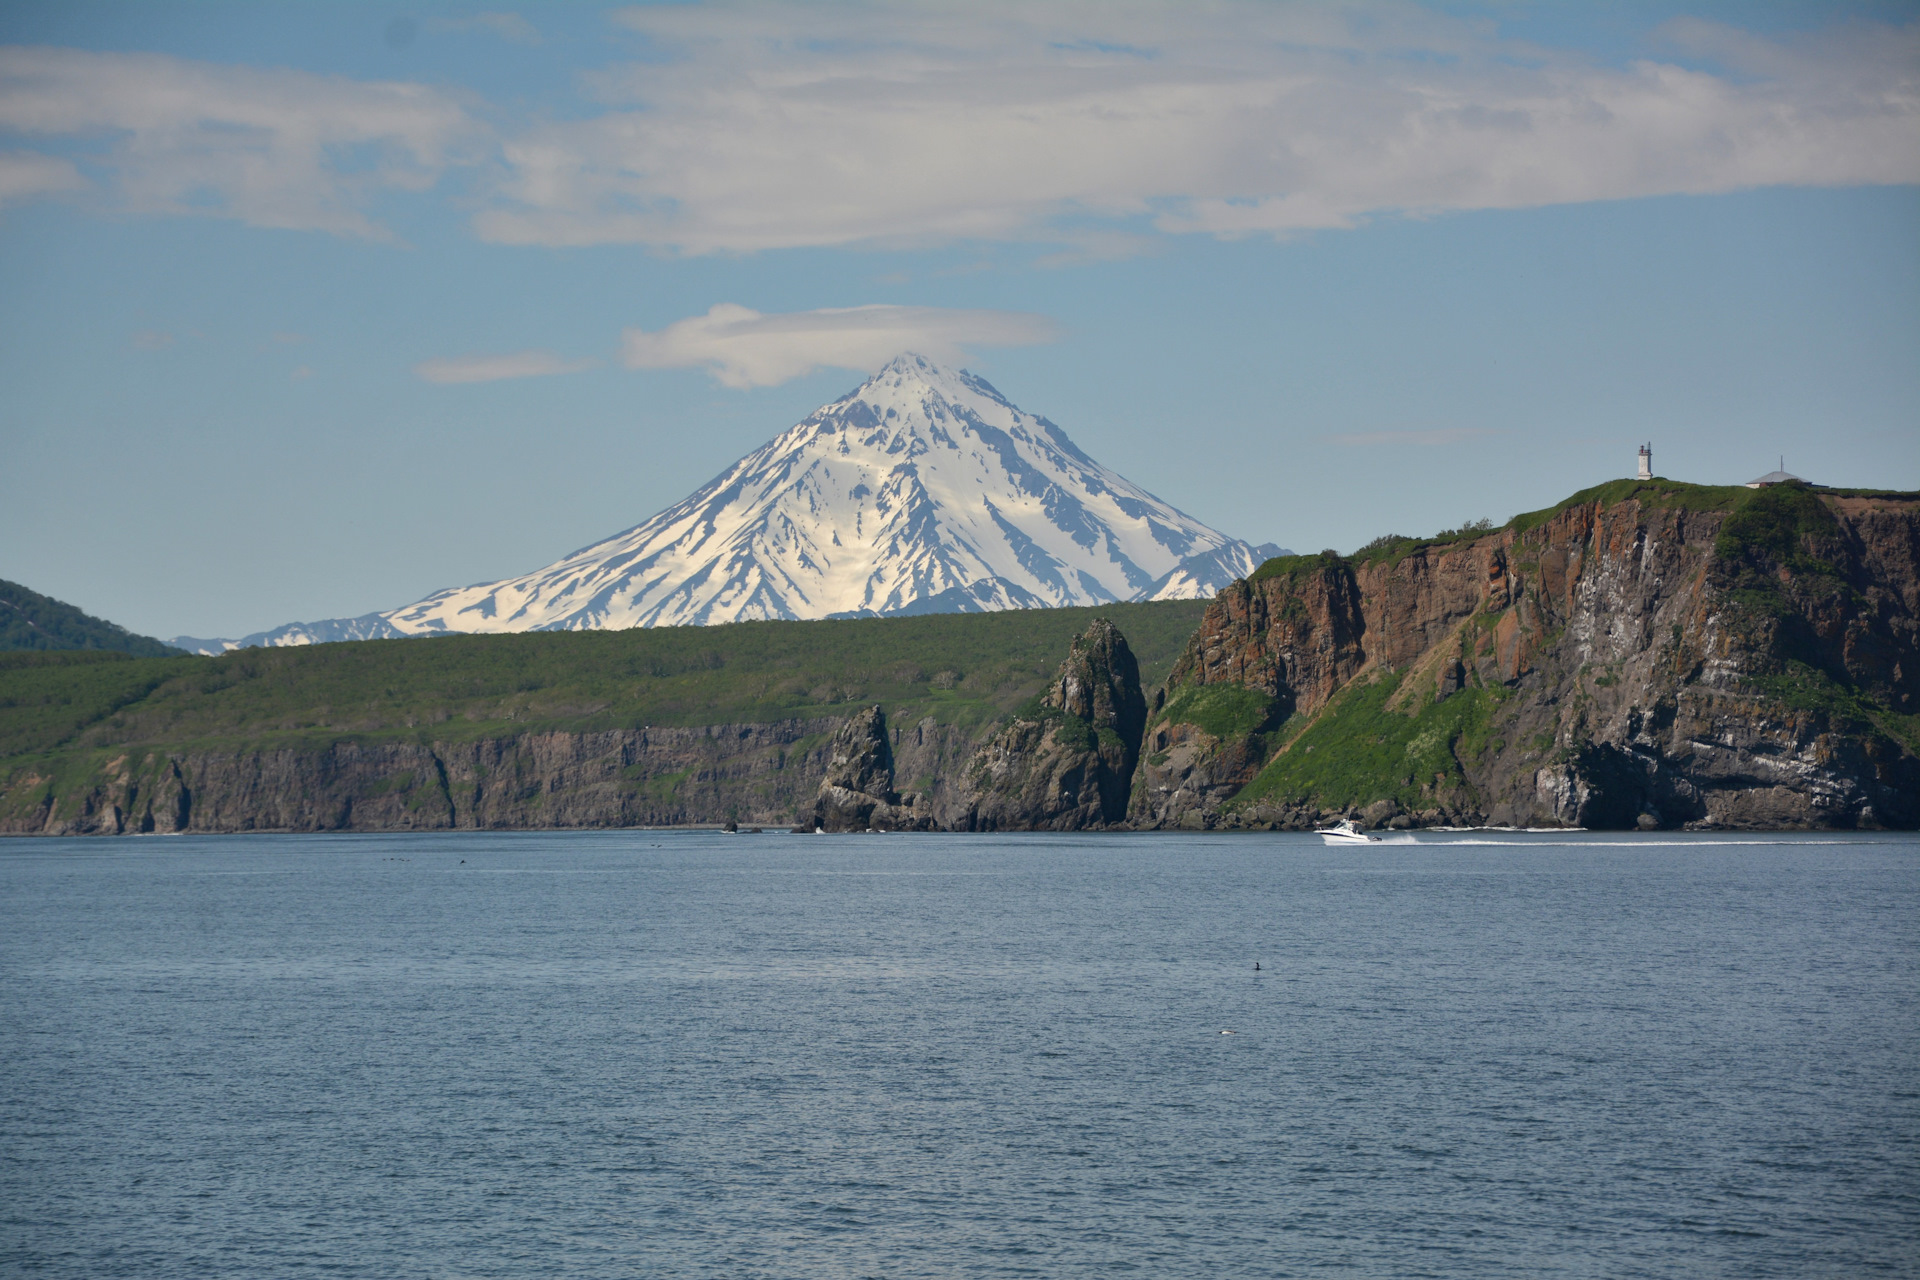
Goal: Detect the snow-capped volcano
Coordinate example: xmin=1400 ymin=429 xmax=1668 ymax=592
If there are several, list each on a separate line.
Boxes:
xmin=176 ymin=356 xmax=1285 ymax=651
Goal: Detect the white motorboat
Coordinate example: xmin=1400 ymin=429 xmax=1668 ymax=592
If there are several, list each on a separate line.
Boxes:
xmin=1315 ymin=819 xmax=1379 ymax=845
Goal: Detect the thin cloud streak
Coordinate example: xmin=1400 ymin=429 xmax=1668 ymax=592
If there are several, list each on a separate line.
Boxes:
xmin=620 ymin=303 xmax=1060 ymax=388
xmin=1328 ymin=428 xmax=1504 ymax=447
xmin=414 ymin=350 xmax=597 ymax=384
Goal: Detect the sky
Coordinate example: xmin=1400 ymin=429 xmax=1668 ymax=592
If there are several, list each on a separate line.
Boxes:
xmin=2 ymin=0 xmax=1916 ymax=641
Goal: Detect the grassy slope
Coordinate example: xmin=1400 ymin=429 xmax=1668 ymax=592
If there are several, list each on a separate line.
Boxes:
xmin=0 ymin=579 xmax=181 ymax=657
xmin=1230 ymin=673 xmax=1508 ymax=814
xmin=0 ymin=601 xmax=1209 ymax=772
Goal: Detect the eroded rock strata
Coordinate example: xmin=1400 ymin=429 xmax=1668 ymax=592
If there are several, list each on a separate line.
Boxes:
xmin=12 ymin=717 xmax=974 ymax=836
xmin=1132 ymin=483 xmax=1919 ymax=831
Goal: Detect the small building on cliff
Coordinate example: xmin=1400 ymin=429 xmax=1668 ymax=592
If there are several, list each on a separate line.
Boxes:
xmin=1746 ymin=458 xmax=1805 ymax=488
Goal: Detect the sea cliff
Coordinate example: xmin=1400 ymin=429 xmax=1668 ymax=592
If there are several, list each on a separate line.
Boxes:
xmin=6 ymin=483 xmax=1915 ymax=836
xmin=0 ymin=603 xmax=1198 ymax=836
xmin=1131 ymin=481 xmax=1919 ymax=830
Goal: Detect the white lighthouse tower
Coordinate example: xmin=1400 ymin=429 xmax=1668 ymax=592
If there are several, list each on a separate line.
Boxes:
xmin=1636 ymin=443 xmax=1652 ymax=481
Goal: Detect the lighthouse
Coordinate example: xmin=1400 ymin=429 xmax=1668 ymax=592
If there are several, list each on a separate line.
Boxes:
xmin=1637 ymin=443 xmax=1652 ymax=481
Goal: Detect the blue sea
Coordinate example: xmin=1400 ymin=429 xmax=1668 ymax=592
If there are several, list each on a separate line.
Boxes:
xmin=2 ymin=831 xmax=1916 ymax=1278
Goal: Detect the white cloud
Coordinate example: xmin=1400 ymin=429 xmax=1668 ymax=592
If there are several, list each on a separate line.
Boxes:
xmin=414 ymin=350 xmax=596 ymax=384
xmin=620 ymin=303 xmax=1059 ymax=387
xmin=131 ymin=329 xmax=174 ymax=351
xmin=2 ymin=6 xmax=1915 ymax=251
xmin=0 ymin=45 xmax=480 ymax=238
xmin=469 ymin=1 xmax=1920 ymax=251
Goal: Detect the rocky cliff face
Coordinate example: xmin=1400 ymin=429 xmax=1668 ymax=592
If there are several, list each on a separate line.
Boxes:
xmin=955 ymin=618 xmax=1147 ymax=830
xmin=8 ymin=715 xmax=978 ymax=836
xmin=807 ymin=705 xmax=938 ymax=831
xmin=1133 ymin=483 xmax=1920 ymax=831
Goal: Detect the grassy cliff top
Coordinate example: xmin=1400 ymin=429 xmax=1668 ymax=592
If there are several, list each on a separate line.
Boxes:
xmin=1505 ymin=477 xmax=1756 ymax=536
xmin=0 ymin=600 xmax=1209 ymax=766
xmin=1245 ymin=549 xmax=1347 ymax=585
xmin=1244 ymin=479 xmax=1919 ymax=584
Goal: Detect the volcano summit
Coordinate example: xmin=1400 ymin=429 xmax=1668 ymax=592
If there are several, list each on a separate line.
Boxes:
xmin=178 ymin=355 xmax=1283 ymax=651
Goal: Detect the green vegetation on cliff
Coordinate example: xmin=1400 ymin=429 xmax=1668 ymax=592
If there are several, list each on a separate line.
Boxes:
xmin=0 ymin=580 xmax=180 ymax=657
xmin=1747 ymin=659 xmax=1920 ymax=757
xmin=0 ymin=652 xmax=181 ymax=761
xmin=1246 ymin=549 xmax=1346 ymax=585
xmin=1713 ymin=482 xmax=1841 ymax=580
xmin=1155 ymin=682 xmax=1279 ymax=740
xmin=1230 ymin=671 xmax=1508 ymax=814
xmin=1344 ymin=519 xmax=1505 ymax=570
xmin=0 ymin=601 xmax=1208 ymax=774
xmin=1709 ymin=485 xmax=1918 ymax=754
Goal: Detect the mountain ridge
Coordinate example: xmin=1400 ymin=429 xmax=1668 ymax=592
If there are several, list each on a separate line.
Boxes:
xmin=1 ymin=580 xmax=180 ymax=657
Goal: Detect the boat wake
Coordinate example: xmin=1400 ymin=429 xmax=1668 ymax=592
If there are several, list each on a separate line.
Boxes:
xmin=1344 ymin=836 xmax=1884 ymax=848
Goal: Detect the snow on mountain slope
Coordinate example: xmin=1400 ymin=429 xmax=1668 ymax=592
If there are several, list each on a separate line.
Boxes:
xmin=170 ymin=614 xmax=406 ymax=656
xmin=175 ymin=355 xmax=1287 ymax=651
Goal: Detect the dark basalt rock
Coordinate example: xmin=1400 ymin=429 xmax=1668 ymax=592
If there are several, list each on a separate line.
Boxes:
xmin=958 ymin=617 xmax=1148 ymax=831
xmin=810 ymin=705 xmax=934 ymax=832
xmin=9 ymin=717 xmax=978 ymax=837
